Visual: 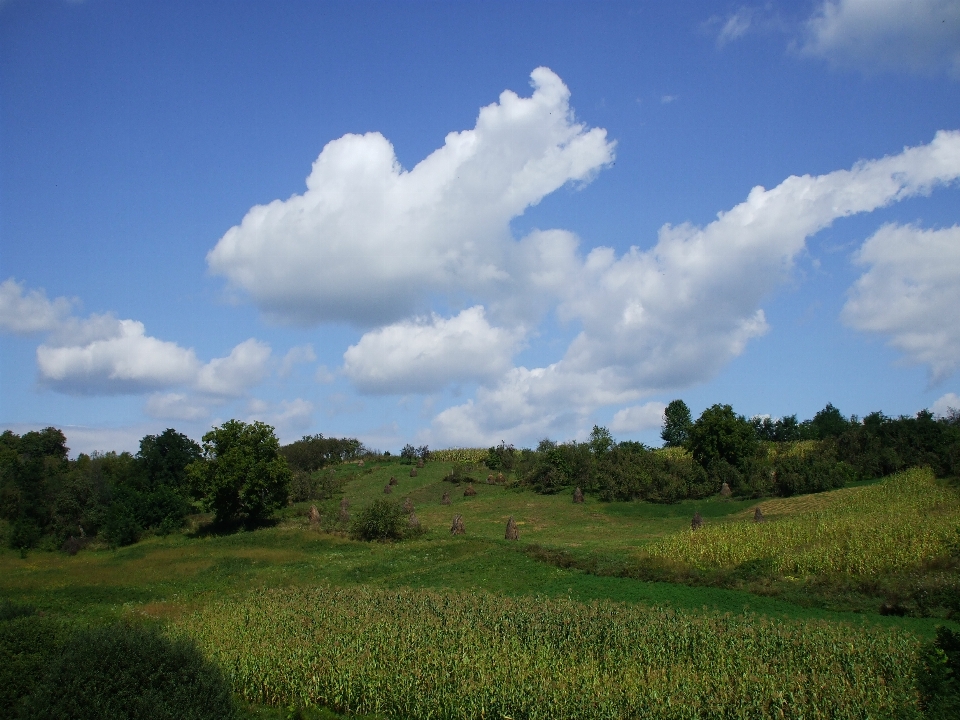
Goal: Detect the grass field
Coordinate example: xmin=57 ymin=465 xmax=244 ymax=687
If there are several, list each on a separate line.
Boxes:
xmin=2 ymin=459 xmax=959 ymax=717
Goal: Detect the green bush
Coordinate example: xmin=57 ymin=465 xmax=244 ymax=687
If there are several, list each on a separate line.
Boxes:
xmin=350 ymin=499 xmax=406 ymax=541
xmin=23 ymin=622 xmax=236 ymax=720
xmin=0 ymin=607 xmax=65 ymax=715
xmin=917 ymin=626 xmax=960 ymax=718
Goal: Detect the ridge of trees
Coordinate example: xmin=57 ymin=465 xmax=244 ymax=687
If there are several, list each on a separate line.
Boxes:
xmin=494 ymin=401 xmax=960 ymax=503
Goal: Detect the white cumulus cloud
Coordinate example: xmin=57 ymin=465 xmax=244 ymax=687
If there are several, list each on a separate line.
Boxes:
xmin=0 ymin=278 xmax=73 ymax=335
xmin=431 ymin=130 xmax=960 ymax=445
xmin=933 ymin=392 xmax=960 ymax=417
xmin=801 ymin=0 xmax=960 ymax=75
xmin=279 ymin=344 xmax=316 ymax=378
xmin=843 ymin=223 xmax=960 ymax=383
xmin=343 ymin=306 xmax=518 ymax=394
xmin=195 ymin=338 xmax=272 ymax=396
xmin=206 ymin=67 xmax=615 ymax=327
xmin=611 ymin=402 xmax=669 ymax=434
xmin=37 ymin=318 xmax=201 ymax=395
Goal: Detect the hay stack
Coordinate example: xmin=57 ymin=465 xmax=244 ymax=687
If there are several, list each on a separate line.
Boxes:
xmin=505 ymin=516 xmax=519 ymax=541
xmin=308 ymin=505 xmax=321 ymax=525
xmin=464 ymin=484 xmax=477 ymax=497
xmin=487 ymin=474 xmax=495 ymax=484
xmin=573 ymin=487 xmax=584 ymax=504
xmin=339 ymin=497 xmax=350 ymax=524
xmin=358 ymin=460 xmax=364 ymax=467
xmin=383 ymin=484 xmax=393 ymax=494
xmin=410 ymin=468 xmax=418 ymax=478
xmin=61 ymin=536 xmax=85 ymax=556
xmin=389 ymin=476 xmax=398 ymax=486
xmin=417 ymin=458 xmax=424 ymax=468
xmin=691 ymin=511 xmax=704 ymax=530
xmin=441 ymin=491 xmax=451 ymax=505
xmin=403 ymin=497 xmax=414 ymax=513
xmin=719 ymin=482 xmax=732 ymax=498
xmin=450 ymin=514 xmax=465 ymax=535
xmin=497 ymin=472 xmax=505 ymax=483
xmin=753 ymin=506 xmax=765 ymax=523
xmin=408 ymin=511 xmax=421 ymax=530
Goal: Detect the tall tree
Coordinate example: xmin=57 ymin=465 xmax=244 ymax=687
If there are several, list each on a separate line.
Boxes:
xmin=187 ymin=420 xmax=291 ymax=526
xmin=661 ymin=400 xmax=693 ymax=448
xmin=137 ymin=429 xmax=201 ymax=493
xmin=687 ymin=404 xmax=758 ymax=472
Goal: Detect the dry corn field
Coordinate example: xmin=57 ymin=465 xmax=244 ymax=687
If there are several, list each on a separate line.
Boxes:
xmin=177 ymin=584 xmax=921 ymax=719
xmin=646 ymin=467 xmax=959 ymax=576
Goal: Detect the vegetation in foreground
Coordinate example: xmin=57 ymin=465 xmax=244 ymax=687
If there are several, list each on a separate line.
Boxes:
xmin=180 ymin=584 xmax=919 ymax=719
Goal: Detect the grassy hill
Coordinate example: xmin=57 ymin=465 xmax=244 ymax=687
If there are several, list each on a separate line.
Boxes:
xmin=2 ymin=457 xmax=959 ymax=717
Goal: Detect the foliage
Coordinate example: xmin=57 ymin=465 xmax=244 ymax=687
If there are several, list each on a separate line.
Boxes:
xmin=0 ymin=610 xmax=65 ymax=716
xmin=593 ymin=441 xmax=713 ymax=503
xmin=483 ymin=441 xmax=516 ymax=472
xmin=349 ymin=499 xmax=407 ymax=541
xmin=646 ymin=468 xmax=958 ymax=577
xmin=917 ymin=626 xmax=960 ymax=718
xmin=179 ymin=584 xmax=921 ymax=719
xmin=21 ymin=622 xmax=236 ymax=720
xmin=399 ymin=444 xmax=430 ymax=464
xmin=281 ymin=435 xmax=362 ymax=473
xmin=687 ymin=403 xmax=759 ymax=473
xmin=136 ymin=429 xmax=202 ymax=494
xmin=661 ymin=399 xmax=692 ymax=447
xmin=289 ymin=470 xmax=345 ymax=503
xmin=188 ymin=420 xmax=292 ymax=526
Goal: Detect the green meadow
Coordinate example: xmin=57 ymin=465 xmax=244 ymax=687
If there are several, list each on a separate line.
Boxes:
xmin=3 ymin=456 xmax=960 ymax=718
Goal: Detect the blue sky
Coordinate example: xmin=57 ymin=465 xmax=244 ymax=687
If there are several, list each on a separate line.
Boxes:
xmin=2 ymin=0 xmax=959 ymax=456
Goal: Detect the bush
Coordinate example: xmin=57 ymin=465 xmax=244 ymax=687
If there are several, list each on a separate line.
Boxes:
xmin=350 ymin=499 xmax=407 ymax=541
xmin=102 ymin=501 xmax=140 ymax=547
xmin=23 ymin=622 xmax=236 ymax=720
xmin=0 ymin=611 xmax=65 ymax=715
xmin=917 ymin=626 xmax=960 ymax=718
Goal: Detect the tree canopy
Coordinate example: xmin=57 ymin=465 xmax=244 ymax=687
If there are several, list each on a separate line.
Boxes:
xmin=188 ymin=420 xmax=291 ymax=526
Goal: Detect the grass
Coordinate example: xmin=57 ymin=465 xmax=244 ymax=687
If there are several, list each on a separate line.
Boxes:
xmin=2 ymin=459 xmax=959 ymax=716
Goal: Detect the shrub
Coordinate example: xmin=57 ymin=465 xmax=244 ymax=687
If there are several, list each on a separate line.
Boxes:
xmin=23 ymin=622 xmax=236 ymax=720
xmin=917 ymin=626 xmax=960 ymax=718
xmin=350 ymin=499 xmax=406 ymax=541
xmin=102 ymin=501 xmax=140 ymax=547
xmin=0 ymin=611 xmax=64 ymax=715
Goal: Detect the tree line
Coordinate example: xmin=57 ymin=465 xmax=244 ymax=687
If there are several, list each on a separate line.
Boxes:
xmin=490 ymin=401 xmax=960 ymax=503
xmin=0 ymin=423 xmax=366 ymax=552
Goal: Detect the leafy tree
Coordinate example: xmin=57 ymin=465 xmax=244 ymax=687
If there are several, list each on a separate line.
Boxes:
xmin=806 ymin=403 xmax=851 ymax=440
xmin=400 ymin=444 xmax=417 ymax=464
xmin=687 ymin=404 xmax=758 ymax=474
xmin=588 ymin=426 xmax=614 ymax=456
xmin=280 ymin=434 xmax=362 ymax=472
xmin=187 ymin=420 xmax=291 ymax=526
xmin=136 ymin=429 xmax=201 ymax=494
xmin=661 ymin=400 xmax=693 ymax=448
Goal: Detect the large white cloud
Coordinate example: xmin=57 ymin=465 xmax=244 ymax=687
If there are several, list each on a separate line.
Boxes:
xmin=0 ymin=278 xmax=73 ymax=335
xmin=207 ymin=67 xmax=615 ymax=327
xmin=430 ymin=131 xmax=960 ymax=445
xmin=801 ymin=0 xmax=960 ymax=75
xmin=611 ymin=402 xmax=669 ymax=434
xmin=343 ymin=306 xmax=519 ymax=394
xmin=842 ymin=223 xmax=960 ymax=383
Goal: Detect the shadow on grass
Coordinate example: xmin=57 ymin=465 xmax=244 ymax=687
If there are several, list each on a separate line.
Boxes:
xmin=188 ymin=516 xmax=280 ymax=539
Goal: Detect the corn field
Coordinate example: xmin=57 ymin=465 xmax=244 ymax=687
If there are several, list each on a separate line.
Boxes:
xmin=647 ymin=467 xmax=959 ymax=576
xmin=177 ymin=584 xmax=920 ymax=719
xmin=429 ymin=448 xmax=490 ymax=464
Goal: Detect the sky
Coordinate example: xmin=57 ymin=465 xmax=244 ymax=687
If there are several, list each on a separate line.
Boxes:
xmin=1 ymin=0 xmax=959 ymax=457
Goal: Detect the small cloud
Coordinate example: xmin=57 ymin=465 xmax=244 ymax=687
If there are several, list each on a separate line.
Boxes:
xmin=144 ymin=392 xmax=209 ymax=422
xmin=717 ymin=7 xmax=754 ymax=47
xmin=0 ymin=278 xmax=74 ymax=335
xmin=315 ymin=364 xmax=335 ymax=383
xmin=196 ymin=339 xmax=272 ymax=397
xmin=279 ymin=344 xmax=316 ymax=378
xmin=660 ymin=94 xmax=678 ymax=104
xmin=932 ymin=392 xmax=960 ymax=418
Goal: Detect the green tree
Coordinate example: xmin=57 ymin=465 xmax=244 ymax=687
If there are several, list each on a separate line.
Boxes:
xmin=136 ymin=429 xmax=201 ymax=494
xmin=187 ymin=420 xmax=291 ymax=526
xmin=661 ymin=400 xmax=693 ymax=448
xmin=687 ymin=404 xmax=758 ymax=472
